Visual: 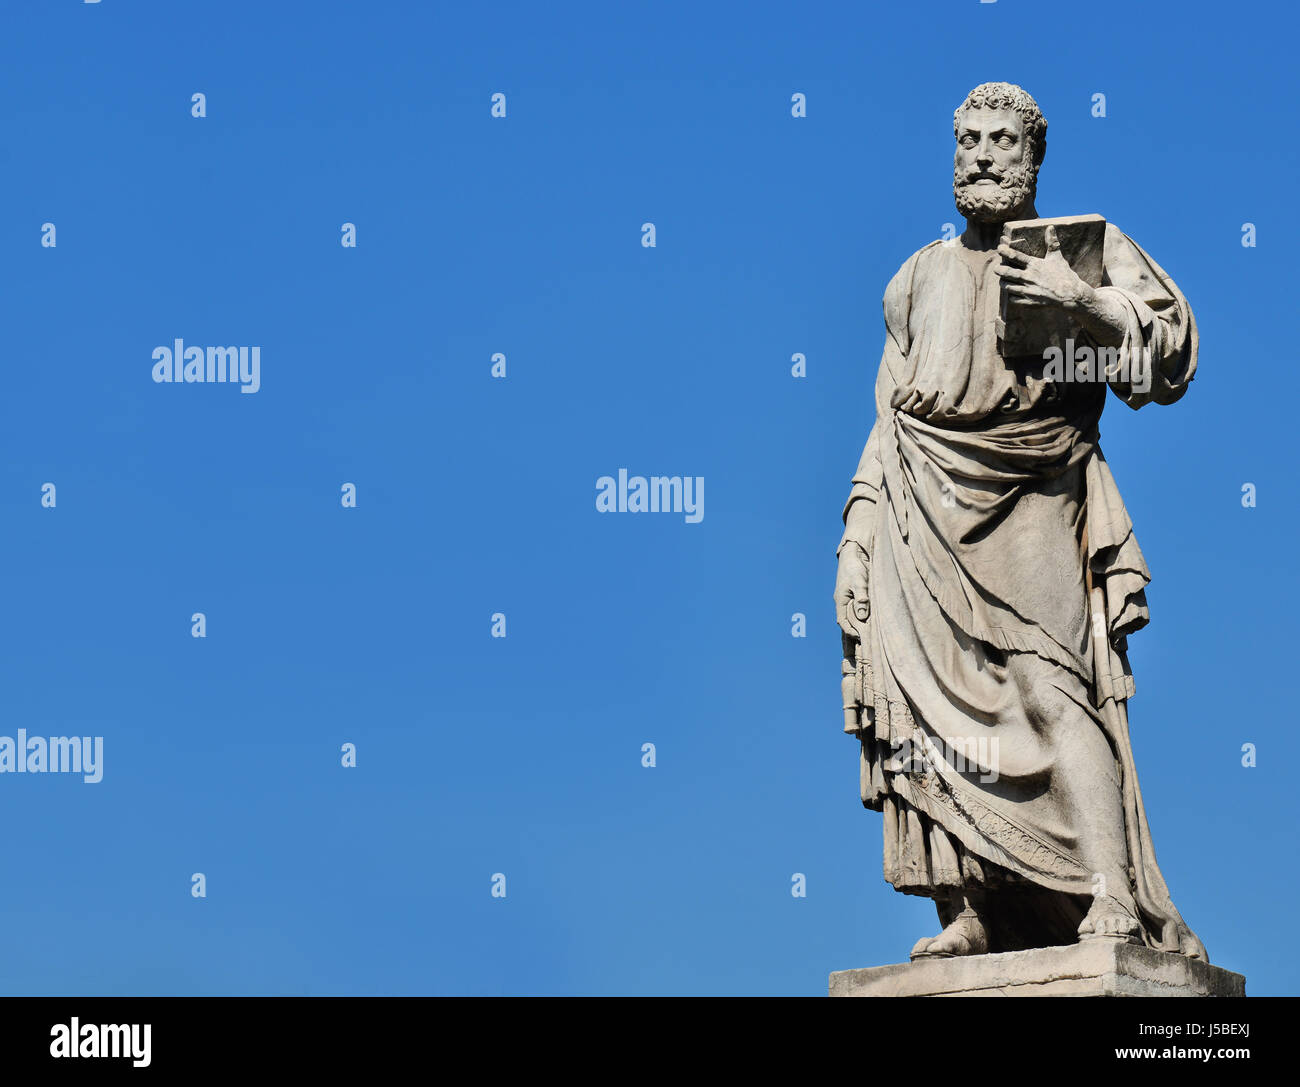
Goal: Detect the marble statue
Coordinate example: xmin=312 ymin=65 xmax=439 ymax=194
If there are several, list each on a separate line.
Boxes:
xmin=834 ymin=82 xmax=1207 ymax=962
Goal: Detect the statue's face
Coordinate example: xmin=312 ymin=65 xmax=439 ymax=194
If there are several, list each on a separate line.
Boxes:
xmin=953 ymin=107 xmax=1035 ymax=224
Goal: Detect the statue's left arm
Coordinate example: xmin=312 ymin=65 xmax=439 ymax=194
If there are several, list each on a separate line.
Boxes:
xmin=997 ymin=221 xmax=1197 ymax=408
xmin=1083 ymin=223 xmax=1198 ymax=409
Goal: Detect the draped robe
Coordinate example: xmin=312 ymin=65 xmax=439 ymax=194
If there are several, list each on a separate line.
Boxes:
xmin=839 ymin=223 xmax=1206 ymax=957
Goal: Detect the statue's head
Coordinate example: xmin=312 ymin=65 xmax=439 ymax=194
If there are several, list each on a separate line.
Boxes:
xmin=952 ymin=82 xmax=1046 ymax=224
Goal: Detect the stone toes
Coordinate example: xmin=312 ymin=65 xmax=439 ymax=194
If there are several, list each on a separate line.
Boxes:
xmin=1079 ymin=903 xmax=1139 ymax=940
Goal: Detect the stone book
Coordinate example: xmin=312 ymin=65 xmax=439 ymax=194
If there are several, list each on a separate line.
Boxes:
xmin=996 ymin=213 xmax=1106 ymax=357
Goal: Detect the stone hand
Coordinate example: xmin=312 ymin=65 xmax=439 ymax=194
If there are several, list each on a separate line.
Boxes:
xmin=993 ymin=224 xmax=1093 ymax=313
xmin=835 ymin=543 xmax=871 ymax=639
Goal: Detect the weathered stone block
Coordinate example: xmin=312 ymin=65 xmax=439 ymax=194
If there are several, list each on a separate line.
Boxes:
xmin=829 ymin=942 xmax=1246 ymax=997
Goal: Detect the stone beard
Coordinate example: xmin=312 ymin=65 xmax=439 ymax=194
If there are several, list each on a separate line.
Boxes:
xmin=835 ymin=81 xmax=1206 ymax=962
xmin=953 ymin=159 xmax=1036 ymax=222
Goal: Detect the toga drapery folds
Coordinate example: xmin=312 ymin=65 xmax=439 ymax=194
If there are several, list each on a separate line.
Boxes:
xmin=839 ymin=223 xmax=1207 ymax=958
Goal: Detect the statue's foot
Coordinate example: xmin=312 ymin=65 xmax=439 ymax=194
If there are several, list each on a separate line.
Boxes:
xmin=1077 ymin=894 xmax=1142 ymax=944
xmin=910 ymin=907 xmax=988 ymax=960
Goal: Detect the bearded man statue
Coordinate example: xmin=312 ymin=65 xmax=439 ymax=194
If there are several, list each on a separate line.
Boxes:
xmin=833 ymin=81 xmax=1207 ymax=962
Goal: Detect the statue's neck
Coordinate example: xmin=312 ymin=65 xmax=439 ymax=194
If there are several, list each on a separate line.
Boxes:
xmin=961 ymin=202 xmax=1038 ymax=250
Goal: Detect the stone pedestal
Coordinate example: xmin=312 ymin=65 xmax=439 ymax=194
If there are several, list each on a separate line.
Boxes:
xmin=829 ymin=941 xmax=1245 ymax=997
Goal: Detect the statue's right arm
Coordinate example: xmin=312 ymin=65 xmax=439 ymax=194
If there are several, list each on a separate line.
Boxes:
xmin=835 ymin=356 xmax=890 ymax=637
xmin=838 ymin=424 xmax=881 ymax=559
xmin=835 ymin=251 xmax=916 ymax=639
xmin=838 ymin=325 xmax=900 ymax=563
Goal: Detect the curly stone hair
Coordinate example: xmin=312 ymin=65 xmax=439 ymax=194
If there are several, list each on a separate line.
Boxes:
xmin=953 ymin=82 xmax=1047 ymax=171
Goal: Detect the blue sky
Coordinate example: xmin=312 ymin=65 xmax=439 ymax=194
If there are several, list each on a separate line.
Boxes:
xmin=0 ymin=0 xmax=1294 ymax=995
